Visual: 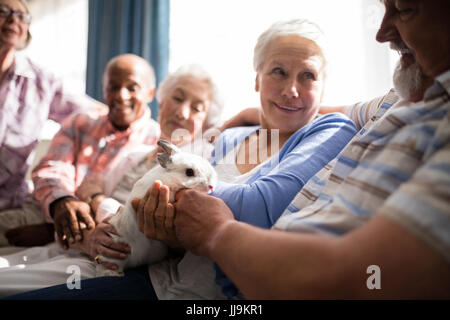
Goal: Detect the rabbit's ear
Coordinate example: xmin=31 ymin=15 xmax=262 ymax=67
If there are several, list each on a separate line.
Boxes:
xmin=157 ymin=140 xmax=180 ymax=168
xmin=157 ymin=140 xmax=180 ymax=155
xmin=157 ymin=152 xmax=171 ymax=168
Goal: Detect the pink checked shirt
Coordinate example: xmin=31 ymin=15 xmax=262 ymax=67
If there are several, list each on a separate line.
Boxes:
xmin=0 ymin=55 xmax=101 ymax=210
xmin=32 ymin=109 xmax=160 ymax=222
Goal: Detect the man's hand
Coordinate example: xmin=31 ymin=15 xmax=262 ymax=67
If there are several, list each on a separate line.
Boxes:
xmin=50 ymin=196 xmax=96 ymax=249
xmin=72 ymin=218 xmax=131 ymax=271
xmin=131 ymin=181 xmax=180 ymax=249
xmin=218 ymin=108 xmax=261 ymax=132
xmin=5 ymin=223 xmax=55 ymax=247
xmin=174 ymin=189 xmax=235 ymax=257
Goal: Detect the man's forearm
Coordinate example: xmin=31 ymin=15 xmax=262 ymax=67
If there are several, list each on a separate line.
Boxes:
xmin=209 ymin=221 xmax=341 ymax=299
xmin=209 ymin=215 xmax=450 ymax=299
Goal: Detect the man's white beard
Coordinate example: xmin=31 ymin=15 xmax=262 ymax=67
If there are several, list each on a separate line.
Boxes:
xmin=393 ymin=60 xmax=424 ymax=101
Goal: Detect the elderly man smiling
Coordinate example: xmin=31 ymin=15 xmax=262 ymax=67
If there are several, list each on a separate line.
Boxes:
xmin=0 ymin=54 xmax=160 ymax=248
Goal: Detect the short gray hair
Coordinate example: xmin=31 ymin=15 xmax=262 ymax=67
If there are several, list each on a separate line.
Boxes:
xmin=253 ymin=19 xmax=327 ymax=72
xmin=156 ymin=64 xmax=223 ymax=128
xmin=17 ymin=0 xmax=32 ymax=50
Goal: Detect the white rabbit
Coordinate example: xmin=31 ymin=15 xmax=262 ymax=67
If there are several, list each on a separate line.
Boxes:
xmin=96 ymin=140 xmax=217 ymax=277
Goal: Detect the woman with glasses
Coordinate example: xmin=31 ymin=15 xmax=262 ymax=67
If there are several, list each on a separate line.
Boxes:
xmin=0 ymin=0 xmax=104 ymax=213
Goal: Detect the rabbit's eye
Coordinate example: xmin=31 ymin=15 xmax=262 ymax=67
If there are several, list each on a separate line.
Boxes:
xmin=185 ymin=168 xmax=195 ymax=177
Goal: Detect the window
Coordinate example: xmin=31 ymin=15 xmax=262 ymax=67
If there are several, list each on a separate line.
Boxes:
xmin=23 ymin=0 xmax=88 ymax=94
xmin=21 ymin=0 xmax=88 ymax=138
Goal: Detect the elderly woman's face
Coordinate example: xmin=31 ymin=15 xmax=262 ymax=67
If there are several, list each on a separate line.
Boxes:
xmin=0 ymin=0 xmax=29 ymax=50
xmin=256 ymin=35 xmax=325 ymax=134
xmin=158 ymin=76 xmax=211 ymax=143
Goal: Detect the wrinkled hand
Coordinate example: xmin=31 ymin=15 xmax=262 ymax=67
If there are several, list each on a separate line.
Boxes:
xmin=75 ymin=175 xmax=104 ymax=202
xmin=6 ymin=223 xmax=55 ymax=247
xmin=132 ymin=181 xmax=180 ymax=249
xmin=174 ymin=189 xmax=235 ymax=257
xmin=81 ymin=218 xmax=131 ymax=271
xmin=51 ymin=197 xmax=96 ymax=249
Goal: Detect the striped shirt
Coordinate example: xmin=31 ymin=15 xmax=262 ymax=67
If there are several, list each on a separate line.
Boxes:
xmin=0 ymin=55 xmax=102 ymax=210
xmin=274 ymin=70 xmax=450 ymax=264
xmin=32 ymin=109 xmax=160 ymax=222
xmin=344 ymin=89 xmax=399 ymax=130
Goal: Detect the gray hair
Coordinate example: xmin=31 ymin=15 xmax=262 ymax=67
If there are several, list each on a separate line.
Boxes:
xmin=156 ymin=64 xmax=223 ymax=128
xmin=15 ymin=0 xmax=32 ymax=49
xmin=253 ymin=19 xmax=327 ymax=72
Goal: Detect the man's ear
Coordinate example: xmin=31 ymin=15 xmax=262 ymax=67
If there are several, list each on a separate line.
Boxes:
xmin=147 ymin=88 xmax=156 ymax=103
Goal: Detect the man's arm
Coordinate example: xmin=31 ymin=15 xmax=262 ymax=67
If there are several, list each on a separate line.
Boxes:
xmin=175 ymin=190 xmax=450 ymax=299
xmin=32 ymin=114 xmax=96 ymax=245
xmin=219 ymin=108 xmax=261 ymax=132
xmin=319 ymin=90 xmax=399 ymax=130
xmin=319 ymin=106 xmax=346 ymax=114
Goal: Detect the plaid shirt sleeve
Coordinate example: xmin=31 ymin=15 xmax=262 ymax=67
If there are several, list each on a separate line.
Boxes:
xmin=32 ymin=114 xmax=85 ymax=222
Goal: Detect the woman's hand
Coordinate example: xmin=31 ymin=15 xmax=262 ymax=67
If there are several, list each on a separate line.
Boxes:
xmin=71 ymin=217 xmax=131 ymax=271
xmin=132 ymin=181 xmax=180 ymax=249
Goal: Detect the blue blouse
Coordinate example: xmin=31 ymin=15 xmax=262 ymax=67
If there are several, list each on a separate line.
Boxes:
xmin=211 ymin=113 xmax=357 ymax=228
xmin=210 ymin=112 xmax=357 ymax=298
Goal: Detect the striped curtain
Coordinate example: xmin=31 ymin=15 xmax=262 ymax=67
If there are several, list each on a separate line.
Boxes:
xmin=86 ymin=0 xmax=170 ymax=119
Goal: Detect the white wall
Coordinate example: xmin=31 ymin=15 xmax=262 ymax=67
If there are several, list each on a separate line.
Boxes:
xmin=170 ymin=0 xmax=396 ymax=122
xmin=18 ymin=0 xmax=88 ymax=139
xmin=22 ymin=0 xmax=88 ymax=94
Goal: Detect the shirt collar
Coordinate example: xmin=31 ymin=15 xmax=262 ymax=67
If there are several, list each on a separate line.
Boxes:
xmin=424 ymin=69 xmax=450 ymax=101
xmin=10 ymin=54 xmax=36 ymax=79
xmin=106 ymin=107 xmax=155 ymax=135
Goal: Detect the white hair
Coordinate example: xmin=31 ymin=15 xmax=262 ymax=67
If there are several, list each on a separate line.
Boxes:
xmin=393 ymin=60 xmax=424 ymax=100
xmin=253 ymin=19 xmax=327 ymax=72
xmin=156 ymin=64 xmax=223 ymax=128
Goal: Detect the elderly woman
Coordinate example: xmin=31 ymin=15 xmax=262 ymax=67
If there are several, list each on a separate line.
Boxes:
xmin=0 ymin=64 xmax=222 ymax=298
xmin=82 ymin=64 xmax=222 ymax=227
xmin=0 ymin=0 xmax=103 ymax=211
xmin=5 ymin=19 xmax=357 ymax=300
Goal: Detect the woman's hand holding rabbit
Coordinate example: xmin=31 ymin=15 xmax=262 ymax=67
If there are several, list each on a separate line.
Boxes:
xmin=132 ymin=181 xmax=180 ymax=249
xmin=69 ymin=216 xmax=131 ymax=270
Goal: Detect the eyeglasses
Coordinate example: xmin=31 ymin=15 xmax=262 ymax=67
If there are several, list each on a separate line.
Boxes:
xmin=0 ymin=4 xmax=32 ymax=24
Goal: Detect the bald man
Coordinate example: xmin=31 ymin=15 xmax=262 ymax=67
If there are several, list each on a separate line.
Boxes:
xmin=0 ymin=54 xmax=161 ymax=248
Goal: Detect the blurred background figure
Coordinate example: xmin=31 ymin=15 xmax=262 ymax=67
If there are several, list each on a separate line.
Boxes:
xmin=0 ymin=0 xmax=105 ymax=211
